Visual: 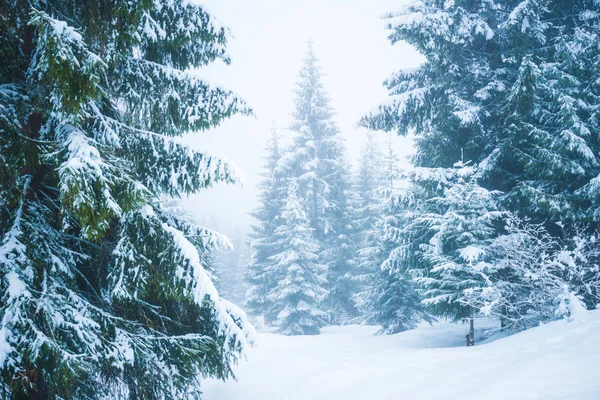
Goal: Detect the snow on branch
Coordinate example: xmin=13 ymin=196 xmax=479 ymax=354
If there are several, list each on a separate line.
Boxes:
xmin=162 ymin=223 xmax=257 ymax=353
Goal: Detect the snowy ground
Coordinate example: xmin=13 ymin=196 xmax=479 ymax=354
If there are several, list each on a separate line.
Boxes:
xmin=203 ymin=311 xmax=600 ymax=400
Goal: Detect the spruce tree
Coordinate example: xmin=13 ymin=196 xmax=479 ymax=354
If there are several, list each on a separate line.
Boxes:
xmin=362 ymin=0 xmax=600 ymax=324
xmin=268 ymin=181 xmax=328 ymax=335
xmin=407 ymin=162 xmax=503 ymax=324
xmin=352 ymin=134 xmax=387 ymax=322
xmin=279 ymin=42 xmax=357 ymax=322
xmin=481 ymin=217 xmax=600 ymax=330
xmin=356 ymin=191 xmax=430 ymax=334
xmin=0 ymin=2 xmax=255 ymax=398
xmin=354 ymin=138 xmax=429 ymax=333
xmin=353 ymin=134 xmax=386 ymax=254
xmin=403 ymin=162 xmax=596 ymax=332
xmin=246 ymin=126 xmax=287 ymax=325
xmin=362 ymin=0 xmax=600 ymax=222
xmin=320 ymin=155 xmax=359 ymax=323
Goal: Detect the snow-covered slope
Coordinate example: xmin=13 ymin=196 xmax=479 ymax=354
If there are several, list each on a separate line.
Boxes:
xmin=203 ymin=311 xmax=600 ymax=400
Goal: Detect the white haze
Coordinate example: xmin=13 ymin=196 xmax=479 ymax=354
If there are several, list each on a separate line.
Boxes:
xmin=181 ymin=0 xmax=424 ymax=236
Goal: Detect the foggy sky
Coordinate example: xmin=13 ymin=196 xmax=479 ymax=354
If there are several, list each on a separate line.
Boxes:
xmin=182 ymin=0 xmax=424 ymax=236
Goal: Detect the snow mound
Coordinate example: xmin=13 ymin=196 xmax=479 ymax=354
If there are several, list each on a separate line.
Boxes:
xmin=203 ymin=311 xmax=600 ymax=400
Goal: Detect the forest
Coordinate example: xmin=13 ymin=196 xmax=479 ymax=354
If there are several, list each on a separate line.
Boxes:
xmin=1 ymin=0 xmax=599 ymax=399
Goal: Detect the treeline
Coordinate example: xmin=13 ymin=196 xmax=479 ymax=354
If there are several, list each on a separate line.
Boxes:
xmin=245 ymin=1 xmax=600 ymax=336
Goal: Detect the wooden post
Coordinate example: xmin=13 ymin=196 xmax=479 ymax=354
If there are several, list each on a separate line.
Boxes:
xmin=469 ymin=306 xmax=475 ymax=346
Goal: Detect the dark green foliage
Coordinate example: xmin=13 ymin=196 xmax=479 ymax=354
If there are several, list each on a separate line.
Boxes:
xmin=0 ymin=1 xmax=254 ymax=398
xmin=363 ymin=0 xmax=600 ymax=223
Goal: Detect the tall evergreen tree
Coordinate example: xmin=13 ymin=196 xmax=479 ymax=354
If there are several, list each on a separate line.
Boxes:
xmin=407 ymin=162 xmax=503 ymax=322
xmin=246 ymin=126 xmax=287 ymax=325
xmin=353 ymin=134 xmax=386 ymax=321
xmin=321 ymin=155 xmax=359 ymax=323
xmin=268 ymin=181 xmax=328 ymax=335
xmin=279 ymin=42 xmax=357 ymax=322
xmin=362 ymin=0 xmax=600 ymax=223
xmin=363 ymin=0 xmax=600 ymax=325
xmin=0 ymin=2 xmax=255 ymax=398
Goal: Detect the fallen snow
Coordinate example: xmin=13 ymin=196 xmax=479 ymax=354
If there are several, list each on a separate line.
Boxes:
xmin=203 ymin=312 xmax=600 ymax=399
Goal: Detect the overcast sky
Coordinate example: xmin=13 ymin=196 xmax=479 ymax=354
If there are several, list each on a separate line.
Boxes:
xmin=182 ymin=0 xmax=424 ymax=236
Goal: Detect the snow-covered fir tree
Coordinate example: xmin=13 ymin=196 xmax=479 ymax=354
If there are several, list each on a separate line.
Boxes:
xmin=268 ymin=181 xmax=328 ymax=335
xmin=354 ymin=137 xmax=429 ymax=334
xmin=483 ymin=217 xmax=600 ymax=330
xmin=320 ymin=154 xmax=359 ymax=324
xmin=355 ymin=191 xmax=430 ymax=334
xmin=401 ymin=161 xmax=597 ymax=332
xmin=555 ymin=229 xmax=600 ymax=311
xmin=278 ymin=42 xmax=358 ymax=323
xmin=0 ymin=2 xmax=255 ymax=398
xmin=353 ymin=134 xmax=386 ymax=254
xmin=353 ymin=134 xmax=387 ymax=322
xmin=363 ymin=0 xmax=600 ymax=326
xmin=388 ymin=160 xmax=506 ymax=338
xmin=246 ymin=126 xmax=287 ymax=325
xmin=363 ymin=0 xmax=600 ymax=224
xmin=407 ymin=162 xmax=503 ymax=322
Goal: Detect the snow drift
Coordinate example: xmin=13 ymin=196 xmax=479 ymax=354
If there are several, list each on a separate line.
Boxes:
xmin=203 ymin=311 xmax=600 ymax=399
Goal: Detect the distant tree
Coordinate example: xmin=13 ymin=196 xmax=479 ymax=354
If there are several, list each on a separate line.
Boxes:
xmin=353 ymin=134 xmax=386 ymax=253
xmin=383 ymin=132 xmax=402 ymax=191
xmin=354 ymin=138 xmax=429 ymax=334
xmin=278 ymin=42 xmax=358 ymax=322
xmin=320 ymin=154 xmax=360 ymax=323
xmin=268 ymin=181 xmax=328 ymax=335
xmin=246 ymin=126 xmax=287 ymax=324
xmin=353 ymin=134 xmax=387 ymax=321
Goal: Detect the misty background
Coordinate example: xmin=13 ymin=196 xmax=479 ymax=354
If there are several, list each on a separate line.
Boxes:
xmin=181 ymin=0 xmax=424 ymax=237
